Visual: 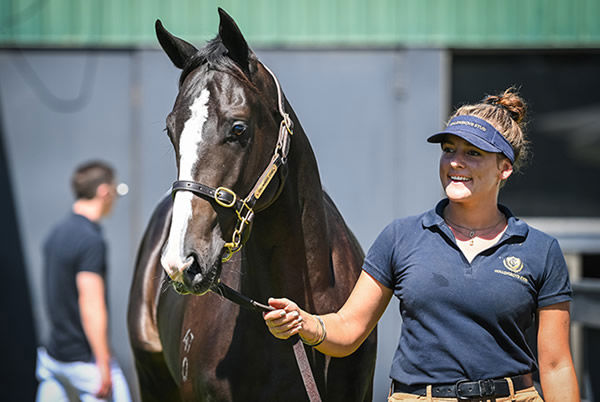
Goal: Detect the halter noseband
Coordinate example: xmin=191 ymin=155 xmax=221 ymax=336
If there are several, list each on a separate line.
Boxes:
xmin=171 ymin=64 xmax=293 ymax=262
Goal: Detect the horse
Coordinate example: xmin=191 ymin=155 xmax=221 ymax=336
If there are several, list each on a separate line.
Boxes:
xmin=127 ymin=8 xmax=377 ymax=401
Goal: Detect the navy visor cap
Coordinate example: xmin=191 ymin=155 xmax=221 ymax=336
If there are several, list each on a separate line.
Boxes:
xmin=427 ymin=115 xmax=515 ymax=163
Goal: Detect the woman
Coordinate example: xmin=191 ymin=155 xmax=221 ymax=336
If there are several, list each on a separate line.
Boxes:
xmin=263 ymin=88 xmax=580 ymax=401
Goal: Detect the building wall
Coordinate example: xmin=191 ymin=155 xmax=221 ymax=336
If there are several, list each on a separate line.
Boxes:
xmin=2 ymin=0 xmax=600 ymax=48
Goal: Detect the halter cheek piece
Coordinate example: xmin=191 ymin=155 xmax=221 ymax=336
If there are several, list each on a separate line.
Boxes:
xmin=171 ymin=64 xmax=293 ymax=262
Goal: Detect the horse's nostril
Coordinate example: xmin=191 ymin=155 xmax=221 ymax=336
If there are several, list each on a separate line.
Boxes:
xmin=185 ymin=256 xmax=201 ymax=274
xmin=182 ymin=257 xmax=203 ymax=288
xmin=184 ymin=257 xmax=201 ymax=279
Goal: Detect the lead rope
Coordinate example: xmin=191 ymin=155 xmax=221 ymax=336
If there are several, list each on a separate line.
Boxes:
xmin=216 ymin=282 xmax=322 ymax=402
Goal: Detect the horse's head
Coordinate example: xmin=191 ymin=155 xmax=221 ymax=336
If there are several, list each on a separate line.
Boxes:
xmin=158 ymin=9 xmax=290 ymax=295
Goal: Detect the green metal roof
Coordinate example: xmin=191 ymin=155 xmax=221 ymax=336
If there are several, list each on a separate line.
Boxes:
xmin=1 ymin=0 xmax=600 ymax=48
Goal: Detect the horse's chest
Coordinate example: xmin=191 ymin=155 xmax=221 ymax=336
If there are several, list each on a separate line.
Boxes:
xmin=165 ymin=302 xmax=305 ymax=400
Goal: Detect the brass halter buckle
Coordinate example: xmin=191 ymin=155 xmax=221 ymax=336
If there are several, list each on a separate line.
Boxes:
xmin=214 ymin=186 xmax=237 ymax=208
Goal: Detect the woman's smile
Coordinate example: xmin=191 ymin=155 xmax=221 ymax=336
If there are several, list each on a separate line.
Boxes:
xmin=449 ymin=175 xmax=471 ymax=182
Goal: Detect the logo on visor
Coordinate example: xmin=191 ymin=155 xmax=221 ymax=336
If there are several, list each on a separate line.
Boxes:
xmin=503 ymin=256 xmax=523 ymax=273
xmin=448 ymin=120 xmax=487 ymax=132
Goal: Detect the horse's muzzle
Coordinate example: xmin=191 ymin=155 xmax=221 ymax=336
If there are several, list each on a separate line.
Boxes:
xmin=174 ymin=256 xmax=220 ymax=296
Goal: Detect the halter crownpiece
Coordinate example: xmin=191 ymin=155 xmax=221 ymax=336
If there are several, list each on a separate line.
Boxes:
xmin=427 ymin=115 xmax=515 ymax=163
xmin=171 ymin=63 xmax=293 ymax=262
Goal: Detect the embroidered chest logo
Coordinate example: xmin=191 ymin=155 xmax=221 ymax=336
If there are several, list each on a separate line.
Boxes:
xmin=494 ymin=256 xmax=528 ymax=283
xmin=503 ymin=256 xmax=523 ymax=273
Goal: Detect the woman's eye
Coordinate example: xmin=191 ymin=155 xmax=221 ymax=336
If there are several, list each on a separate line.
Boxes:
xmin=230 ymin=123 xmax=247 ymax=136
xmin=468 ymin=150 xmax=481 ymax=156
xmin=442 ymin=146 xmax=454 ymax=153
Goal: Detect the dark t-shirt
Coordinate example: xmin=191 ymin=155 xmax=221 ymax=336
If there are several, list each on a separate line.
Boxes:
xmin=43 ymin=213 xmax=107 ymax=362
xmin=362 ymin=199 xmax=572 ymax=385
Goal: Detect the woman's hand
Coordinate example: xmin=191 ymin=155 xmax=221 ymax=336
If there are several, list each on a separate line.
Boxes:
xmin=263 ymin=298 xmax=322 ymax=344
xmin=263 ymin=298 xmax=301 ymax=339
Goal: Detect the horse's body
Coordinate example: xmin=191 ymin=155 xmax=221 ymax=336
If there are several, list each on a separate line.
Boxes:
xmin=128 ymin=9 xmax=376 ymax=401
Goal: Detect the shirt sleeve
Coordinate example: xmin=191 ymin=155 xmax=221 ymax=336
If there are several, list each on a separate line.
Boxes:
xmin=362 ymin=221 xmax=396 ymax=290
xmin=77 ymin=236 xmax=106 ymax=275
xmin=537 ymin=238 xmax=572 ymax=308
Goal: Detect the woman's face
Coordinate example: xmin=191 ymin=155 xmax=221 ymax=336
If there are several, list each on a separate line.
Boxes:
xmin=439 ymin=135 xmax=513 ymax=205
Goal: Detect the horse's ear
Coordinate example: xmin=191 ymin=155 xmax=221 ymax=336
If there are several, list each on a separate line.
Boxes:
xmin=217 ymin=8 xmax=253 ymax=75
xmin=155 ymin=19 xmax=198 ymax=69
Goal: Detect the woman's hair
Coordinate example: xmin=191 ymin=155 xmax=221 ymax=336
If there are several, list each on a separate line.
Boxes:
xmin=450 ymin=87 xmax=530 ymax=172
xmin=71 ymin=160 xmax=115 ymax=200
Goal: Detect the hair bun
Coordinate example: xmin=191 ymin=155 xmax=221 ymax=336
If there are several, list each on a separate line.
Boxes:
xmin=484 ymin=87 xmax=527 ymax=124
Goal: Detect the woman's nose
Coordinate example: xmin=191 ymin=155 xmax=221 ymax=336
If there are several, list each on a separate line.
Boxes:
xmin=450 ymin=155 xmax=464 ymax=168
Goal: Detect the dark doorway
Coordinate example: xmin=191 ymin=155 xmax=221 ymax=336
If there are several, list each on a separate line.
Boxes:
xmin=0 ymin=93 xmax=38 ymax=400
xmin=452 ymin=51 xmax=600 ymax=217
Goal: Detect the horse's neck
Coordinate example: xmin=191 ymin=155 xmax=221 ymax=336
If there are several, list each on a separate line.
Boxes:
xmin=245 ymin=122 xmax=332 ymax=309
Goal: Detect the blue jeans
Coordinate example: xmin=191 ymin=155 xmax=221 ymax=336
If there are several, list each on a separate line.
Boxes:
xmin=36 ymin=347 xmax=132 ymax=402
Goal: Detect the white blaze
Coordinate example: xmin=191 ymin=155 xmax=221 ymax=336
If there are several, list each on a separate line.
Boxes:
xmin=161 ymin=89 xmax=210 ymax=278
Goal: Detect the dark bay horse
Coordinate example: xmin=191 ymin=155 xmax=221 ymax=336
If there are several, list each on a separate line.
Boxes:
xmin=127 ymin=9 xmax=376 ymax=401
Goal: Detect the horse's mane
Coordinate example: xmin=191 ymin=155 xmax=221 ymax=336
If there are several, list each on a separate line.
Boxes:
xmin=179 ymin=36 xmax=250 ymax=87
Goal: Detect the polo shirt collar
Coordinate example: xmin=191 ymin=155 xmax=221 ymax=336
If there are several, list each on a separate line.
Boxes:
xmin=72 ymin=212 xmax=102 ymax=233
xmin=422 ymin=199 xmax=529 ymax=239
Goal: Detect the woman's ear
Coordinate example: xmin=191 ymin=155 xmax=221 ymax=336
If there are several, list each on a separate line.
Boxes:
xmin=500 ymin=160 xmax=514 ymax=180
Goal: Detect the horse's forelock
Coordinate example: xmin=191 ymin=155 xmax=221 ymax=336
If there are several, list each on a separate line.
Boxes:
xmin=179 ymin=37 xmax=251 ymax=88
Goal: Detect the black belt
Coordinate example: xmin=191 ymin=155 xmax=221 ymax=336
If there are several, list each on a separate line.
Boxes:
xmin=392 ymin=373 xmax=533 ymax=400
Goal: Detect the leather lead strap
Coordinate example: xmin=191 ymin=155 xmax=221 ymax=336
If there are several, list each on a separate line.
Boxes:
xmin=293 ymin=340 xmax=322 ymax=402
xmin=215 ymin=282 xmax=322 ymax=402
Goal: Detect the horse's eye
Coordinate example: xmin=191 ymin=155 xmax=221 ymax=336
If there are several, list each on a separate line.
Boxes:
xmin=230 ymin=122 xmax=247 ymax=136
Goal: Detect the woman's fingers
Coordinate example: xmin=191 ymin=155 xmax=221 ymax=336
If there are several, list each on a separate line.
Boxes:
xmin=263 ymin=301 xmax=304 ymax=339
xmin=274 ymin=322 xmax=302 ymax=339
xmin=264 ymin=298 xmax=299 ymax=321
xmin=267 ymin=297 xmax=296 ymax=311
xmin=265 ymin=311 xmax=301 ymax=328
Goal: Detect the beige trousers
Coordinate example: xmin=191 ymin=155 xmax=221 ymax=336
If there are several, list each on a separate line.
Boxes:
xmin=389 ymin=378 xmax=543 ymax=402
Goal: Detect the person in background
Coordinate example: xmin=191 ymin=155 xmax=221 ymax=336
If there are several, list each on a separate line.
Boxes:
xmin=36 ymin=161 xmax=131 ymax=402
xmin=264 ymin=88 xmax=580 ymax=401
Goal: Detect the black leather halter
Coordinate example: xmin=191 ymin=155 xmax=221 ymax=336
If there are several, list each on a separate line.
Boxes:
xmin=171 ymin=64 xmax=293 ymax=262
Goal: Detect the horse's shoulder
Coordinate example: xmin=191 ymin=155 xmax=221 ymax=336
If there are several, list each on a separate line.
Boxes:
xmin=128 ymin=193 xmax=172 ymax=352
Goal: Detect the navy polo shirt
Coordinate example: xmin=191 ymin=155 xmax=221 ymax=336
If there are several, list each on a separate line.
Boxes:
xmin=43 ymin=213 xmax=107 ymax=362
xmin=363 ymin=199 xmax=571 ymax=385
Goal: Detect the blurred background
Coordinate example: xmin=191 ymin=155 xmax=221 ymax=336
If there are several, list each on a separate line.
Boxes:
xmin=1 ymin=0 xmax=599 ymax=401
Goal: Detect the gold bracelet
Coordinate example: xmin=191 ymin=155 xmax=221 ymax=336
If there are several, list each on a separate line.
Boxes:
xmin=301 ymin=315 xmax=327 ymax=347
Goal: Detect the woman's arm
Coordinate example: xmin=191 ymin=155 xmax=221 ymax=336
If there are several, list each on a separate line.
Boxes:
xmin=537 ymin=301 xmax=580 ymax=402
xmin=264 ymin=270 xmax=393 ymax=357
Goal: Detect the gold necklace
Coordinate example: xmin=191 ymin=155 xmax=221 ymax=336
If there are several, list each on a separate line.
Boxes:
xmin=444 ymin=216 xmax=506 ymax=246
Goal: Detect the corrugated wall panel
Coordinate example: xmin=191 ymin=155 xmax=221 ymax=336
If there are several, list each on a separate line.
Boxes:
xmin=1 ymin=0 xmax=600 ymax=48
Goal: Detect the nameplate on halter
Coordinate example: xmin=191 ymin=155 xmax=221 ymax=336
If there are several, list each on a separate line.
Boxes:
xmin=254 ymin=164 xmax=278 ymax=199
